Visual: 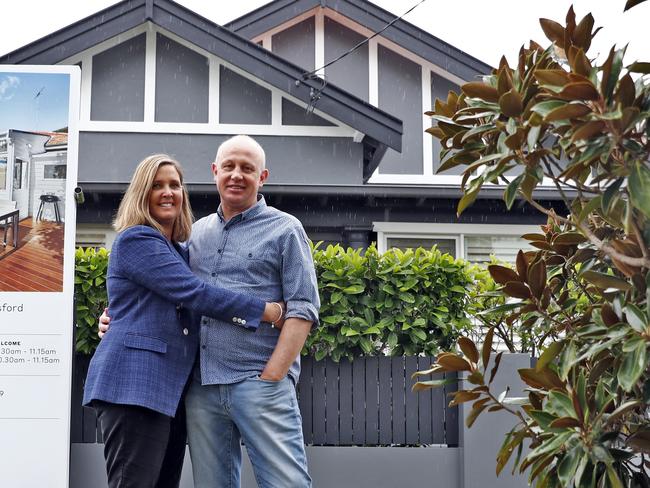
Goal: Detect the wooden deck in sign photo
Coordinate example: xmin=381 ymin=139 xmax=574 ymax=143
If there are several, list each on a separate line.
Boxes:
xmin=0 ymin=218 xmax=64 ymax=292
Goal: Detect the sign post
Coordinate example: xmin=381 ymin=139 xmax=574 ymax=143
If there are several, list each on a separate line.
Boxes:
xmin=0 ymin=65 xmax=80 ymax=487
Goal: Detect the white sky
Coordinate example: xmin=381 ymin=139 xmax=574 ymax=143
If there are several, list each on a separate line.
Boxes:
xmin=0 ymin=0 xmax=647 ymax=69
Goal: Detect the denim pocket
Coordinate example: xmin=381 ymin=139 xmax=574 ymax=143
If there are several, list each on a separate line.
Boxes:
xmin=254 ymin=374 xmax=285 ymax=385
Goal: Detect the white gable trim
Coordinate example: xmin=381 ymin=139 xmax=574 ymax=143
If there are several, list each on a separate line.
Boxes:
xmin=59 ymin=22 xmax=355 ymax=138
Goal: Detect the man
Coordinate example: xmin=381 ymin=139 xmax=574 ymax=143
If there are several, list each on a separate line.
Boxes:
xmin=100 ymin=135 xmax=319 ymax=487
xmin=185 ymin=135 xmax=319 ymax=487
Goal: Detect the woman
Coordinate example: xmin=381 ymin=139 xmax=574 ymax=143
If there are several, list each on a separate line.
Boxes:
xmin=83 ymin=154 xmax=284 ymax=488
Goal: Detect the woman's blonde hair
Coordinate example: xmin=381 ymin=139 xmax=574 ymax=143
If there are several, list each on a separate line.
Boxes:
xmin=114 ymin=154 xmax=193 ymax=242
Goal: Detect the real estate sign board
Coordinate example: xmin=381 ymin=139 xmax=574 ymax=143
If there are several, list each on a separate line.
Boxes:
xmin=0 ymin=65 xmax=80 ymax=487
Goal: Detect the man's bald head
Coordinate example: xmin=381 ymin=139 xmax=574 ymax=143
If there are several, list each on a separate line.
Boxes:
xmin=215 ymin=135 xmax=266 ymax=170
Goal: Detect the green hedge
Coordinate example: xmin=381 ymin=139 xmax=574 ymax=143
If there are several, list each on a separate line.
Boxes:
xmin=74 ymin=244 xmax=477 ymax=359
xmin=308 ymin=244 xmax=473 ymax=361
xmin=74 ymin=247 xmax=109 ymax=355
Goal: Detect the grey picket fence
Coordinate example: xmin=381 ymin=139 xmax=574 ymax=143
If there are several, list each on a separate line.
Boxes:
xmin=71 ymin=355 xmax=458 ymax=446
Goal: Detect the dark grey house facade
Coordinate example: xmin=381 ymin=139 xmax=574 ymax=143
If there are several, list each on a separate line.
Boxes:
xmin=1 ymin=0 xmax=558 ymax=258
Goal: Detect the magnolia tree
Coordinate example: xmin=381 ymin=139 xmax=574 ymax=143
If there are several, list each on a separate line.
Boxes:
xmin=415 ymin=1 xmax=650 ymax=486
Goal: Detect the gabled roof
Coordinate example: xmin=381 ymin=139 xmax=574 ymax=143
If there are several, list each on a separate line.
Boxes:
xmin=226 ymin=0 xmax=493 ymax=81
xmin=0 ymin=0 xmax=402 ymax=180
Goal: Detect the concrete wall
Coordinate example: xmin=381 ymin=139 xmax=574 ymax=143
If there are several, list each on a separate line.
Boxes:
xmin=71 ymin=445 xmax=461 ymax=488
xmin=459 ymin=353 xmax=531 ymax=488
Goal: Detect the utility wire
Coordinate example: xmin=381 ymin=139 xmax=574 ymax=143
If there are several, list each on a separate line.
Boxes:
xmin=301 ymin=0 xmax=429 ymax=80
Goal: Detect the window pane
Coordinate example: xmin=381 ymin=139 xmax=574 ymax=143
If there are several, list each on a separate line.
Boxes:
xmin=386 ymin=237 xmax=456 ymax=257
xmin=44 ymin=165 xmax=66 ymax=179
xmin=465 ymin=235 xmax=531 ymax=263
xmin=0 ymin=158 xmax=6 ymax=189
xmin=13 ymin=160 xmax=23 ymax=190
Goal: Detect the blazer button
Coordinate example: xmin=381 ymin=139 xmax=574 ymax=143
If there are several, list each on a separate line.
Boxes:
xmin=232 ymin=317 xmax=237 ymax=323
xmin=242 ymin=319 xmax=247 ymax=325
xmin=183 ymin=328 xmax=189 ymax=336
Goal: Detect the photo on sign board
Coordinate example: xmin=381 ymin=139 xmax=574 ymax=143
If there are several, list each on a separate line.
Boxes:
xmin=0 ymin=71 xmax=70 ymax=292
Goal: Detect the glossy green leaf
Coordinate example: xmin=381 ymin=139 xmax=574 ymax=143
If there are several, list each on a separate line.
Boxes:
xmin=536 ymin=341 xmax=564 ymax=371
xmin=618 ymin=339 xmax=647 ymax=391
xmin=629 ymin=161 xmax=650 ymax=219
xmin=624 ymin=304 xmax=648 ymax=333
xmin=581 ymin=271 xmax=632 ymax=291
xmin=557 ymin=447 xmax=581 ymax=486
xmin=504 ymin=174 xmax=524 ymax=209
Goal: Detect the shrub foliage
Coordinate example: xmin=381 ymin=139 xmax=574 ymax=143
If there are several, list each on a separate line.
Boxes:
xmin=416 ymin=2 xmax=650 ymax=486
xmin=307 ymin=243 xmax=473 ymax=361
xmin=74 ymin=243 xmax=476 ymax=360
xmin=74 ymin=247 xmax=109 ymax=355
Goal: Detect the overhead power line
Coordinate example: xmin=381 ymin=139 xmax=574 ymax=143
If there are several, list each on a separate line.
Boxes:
xmin=301 ymin=0 xmax=430 ymax=80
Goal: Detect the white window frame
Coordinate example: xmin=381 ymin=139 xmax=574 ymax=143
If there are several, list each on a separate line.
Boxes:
xmin=373 ymin=222 xmax=541 ymax=257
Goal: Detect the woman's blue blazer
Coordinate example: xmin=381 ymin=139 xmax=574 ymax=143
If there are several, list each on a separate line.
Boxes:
xmin=83 ymin=225 xmax=266 ymax=417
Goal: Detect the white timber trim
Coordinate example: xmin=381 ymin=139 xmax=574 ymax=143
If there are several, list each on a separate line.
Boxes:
xmin=314 ymin=8 xmax=325 ymax=77
xmin=60 ymin=24 xmax=148 ymax=65
xmin=61 ymin=22 xmax=354 ymax=137
xmin=79 ymin=55 xmax=92 ymax=122
xmin=421 ymin=66 xmax=433 ymax=178
xmin=367 ymin=173 xmax=463 ymax=185
xmin=250 ymin=8 xmax=320 ymax=43
xmin=271 ymin=91 xmax=282 ymax=126
xmin=373 ymin=222 xmax=542 ymax=255
xmin=144 ymin=25 xmax=157 ymax=123
xmin=368 ymin=38 xmax=379 ymax=106
xmin=209 ymin=57 xmax=220 ymax=124
xmin=78 ymin=122 xmax=353 ymax=137
xmin=323 ymin=10 xmax=465 ymax=87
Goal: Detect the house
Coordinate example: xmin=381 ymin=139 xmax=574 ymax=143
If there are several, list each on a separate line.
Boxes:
xmin=0 ymin=129 xmax=67 ymax=222
xmin=0 ymin=0 xmax=560 ymax=259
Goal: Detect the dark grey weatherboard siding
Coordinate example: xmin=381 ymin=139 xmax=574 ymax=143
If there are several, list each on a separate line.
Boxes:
xmin=1 ymin=0 xmax=403 ymax=160
xmin=324 ymin=17 xmax=369 ymax=102
xmin=219 ymin=66 xmax=272 ymax=124
xmin=271 ymin=17 xmax=315 ymax=71
xmin=77 ymin=133 xmax=363 ymax=185
xmin=431 ymin=71 xmax=462 ymax=175
xmin=90 ymin=33 xmax=146 ymax=121
xmin=282 ymin=98 xmax=334 ymax=126
xmin=378 ymin=45 xmax=422 ymax=175
xmin=155 ymin=34 xmax=209 ymax=123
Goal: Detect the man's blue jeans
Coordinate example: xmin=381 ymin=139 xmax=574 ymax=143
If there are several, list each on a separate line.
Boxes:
xmin=185 ymin=372 xmax=311 ymax=488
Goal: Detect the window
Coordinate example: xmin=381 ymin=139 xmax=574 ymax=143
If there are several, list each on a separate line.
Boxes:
xmin=44 ymin=164 xmax=66 ymax=179
xmin=374 ymin=222 xmax=540 ymax=264
xmin=385 ymin=236 xmax=457 ymax=257
xmin=0 ymin=158 xmax=6 ymax=189
xmin=13 ymin=159 xmax=24 ymax=190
